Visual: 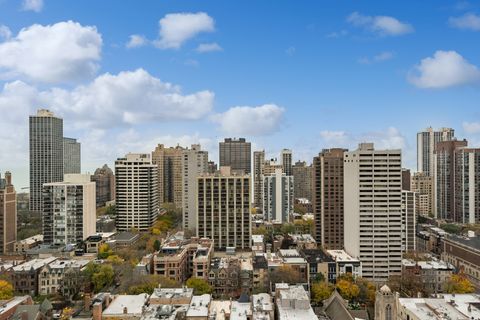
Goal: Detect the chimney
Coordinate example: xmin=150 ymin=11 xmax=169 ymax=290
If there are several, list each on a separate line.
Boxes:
xmin=123 ymin=307 xmax=128 ymax=314
xmin=92 ymin=302 xmax=102 ymax=320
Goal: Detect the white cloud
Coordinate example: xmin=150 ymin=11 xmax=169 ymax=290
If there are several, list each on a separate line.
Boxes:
xmin=0 ymin=21 xmax=102 ymax=83
xmin=0 ymin=25 xmax=11 ymax=40
xmin=319 ymin=127 xmax=406 ymax=150
xmin=126 ymin=34 xmax=148 ymax=48
xmin=319 ymin=131 xmax=352 ymax=147
xmin=359 ymin=51 xmax=394 ymax=64
xmin=326 ymin=30 xmax=348 ymax=38
xmin=196 ymin=42 xmax=222 ymax=53
xmin=285 ymin=46 xmax=296 ymax=56
xmin=449 ymin=13 xmax=480 ymax=31
xmin=347 ymin=12 xmax=414 ymax=36
xmin=463 ymin=122 xmax=480 ymax=134
xmin=22 ymin=0 xmax=43 ymax=12
xmin=408 ymin=50 xmax=480 ymax=88
xmin=211 ymin=104 xmax=285 ymax=136
xmin=154 ymin=12 xmax=215 ymax=49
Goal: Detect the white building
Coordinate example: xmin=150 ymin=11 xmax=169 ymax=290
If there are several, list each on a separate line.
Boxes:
xmin=115 ymin=153 xmax=159 ymax=231
xmin=43 ymin=174 xmax=96 ymax=245
xmin=182 ymin=144 xmax=208 ymax=231
xmin=275 ymin=284 xmax=318 ymax=320
xmin=263 ymin=168 xmax=294 ymax=223
xmin=344 ymin=143 xmax=402 ymax=283
xmin=417 ymin=127 xmax=455 ymax=176
xmin=327 ymin=250 xmax=362 ymax=279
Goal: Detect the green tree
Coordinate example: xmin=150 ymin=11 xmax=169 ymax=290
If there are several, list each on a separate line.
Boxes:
xmin=83 ymin=263 xmax=115 ymax=292
xmin=153 ymin=239 xmax=161 ymax=251
xmin=311 ymin=282 xmax=334 ymax=305
xmin=445 ymin=273 xmax=475 ymax=294
xmin=0 ymin=279 xmax=14 ymax=299
xmin=186 ymin=277 xmax=213 ymax=295
xmin=128 ymin=275 xmax=179 ymax=294
xmin=269 ymin=265 xmax=304 ymax=285
xmin=98 ymin=243 xmax=113 ymax=259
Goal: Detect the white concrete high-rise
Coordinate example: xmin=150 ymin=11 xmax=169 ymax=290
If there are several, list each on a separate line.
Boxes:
xmin=182 ymin=144 xmax=208 ymax=231
xmin=43 ymin=174 xmax=96 ymax=245
xmin=115 ymin=153 xmax=159 ymax=231
xmin=29 ymin=109 xmax=64 ymax=212
xmin=263 ymin=168 xmax=294 ymax=223
xmin=344 ymin=143 xmax=403 ymax=283
xmin=454 ymin=147 xmax=480 ymax=224
xmin=417 ymin=127 xmax=455 ymax=177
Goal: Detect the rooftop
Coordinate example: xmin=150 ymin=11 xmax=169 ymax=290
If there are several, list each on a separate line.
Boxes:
xmin=103 ymin=294 xmax=149 ymax=316
xmin=13 ymin=257 xmax=57 ymax=272
xmin=445 ymin=234 xmax=480 ymax=251
xmin=186 ymin=294 xmax=211 ymax=318
xmin=327 ymin=250 xmax=360 ymax=263
xmin=230 ymin=301 xmax=252 ymax=320
xmin=301 ymin=249 xmax=334 ymax=263
xmin=402 ymin=259 xmax=455 ymax=270
xmin=16 ymin=235 xmax=43 ymax=245
xmin=149 ymin=287 xmax=193 ymax=301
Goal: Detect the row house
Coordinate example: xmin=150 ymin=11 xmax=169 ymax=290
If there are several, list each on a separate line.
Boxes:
xmin=208 ymin=257 xmax=240 ymax=298
xmin=38 ymin=259 xmax=90 ymax=297
xmin=8 ymin=257 xmax=57 ymax=296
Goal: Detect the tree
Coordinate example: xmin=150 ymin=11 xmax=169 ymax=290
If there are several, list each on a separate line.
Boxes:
xmin=106 ymin=255 xmax=124 ymax=265
xmin=356 ymin=278 xmax=376 ymax=305
xmin=269 ymin=265 xmax=304 ymax=285
xmin=0 ymin=279 xmax=13 ymax=299
xmin=98 ymin=243 xmax=113 ymax=259
xmin=445 ymin=273 xmax=475 ymax=294
xmin=186 ymin=277 xmax=213 ymax=295
xmin=128 ymin=275 xmax=179 ymax=294
xmin=335 ymin=274 xmax=360 ymax=301
xmin=83 ymin=263 xmax=115 ymax=292
xmin=153 ymin=239 xmax=161 ymax=251
xmin=311 ymin=282 xmax=334 ymax=305
xmin=60 ymin=307 xmax=73 ymax=320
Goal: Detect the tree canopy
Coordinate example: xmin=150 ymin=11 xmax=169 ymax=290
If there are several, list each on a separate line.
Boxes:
xmin=186 ymin=277 xmax=213 ymax=295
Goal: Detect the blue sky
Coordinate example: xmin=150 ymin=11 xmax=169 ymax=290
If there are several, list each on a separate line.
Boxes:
xmin=1 ymin=0 xmax=480 ymax=188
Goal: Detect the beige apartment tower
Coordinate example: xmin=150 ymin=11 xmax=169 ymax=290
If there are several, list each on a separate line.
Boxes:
xmin=312 ymin=148 xmax=346 ymax=249
xmin=344 ymin=143 xmax=403 ymax=283
xmin=115 ymin=153 xmax=159 ymax=231
xmin=292 ymin=161 xmax=313 ymax=201
xmin=152 ymin=144 xmax=184 ymax=208
xmin=411 ymin=172 xmax=433 ymax=217
xmin=197 ymin=167 xmax=251 ymax=249
xmin=0 ymin=172 xmax=16 ymax=254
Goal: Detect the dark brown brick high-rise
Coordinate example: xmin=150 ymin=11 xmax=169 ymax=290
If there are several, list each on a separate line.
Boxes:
xmin=312 ymin=148 xmax=347 ymax=249
xmin=219 ymin=138 xmax=251 ymax=174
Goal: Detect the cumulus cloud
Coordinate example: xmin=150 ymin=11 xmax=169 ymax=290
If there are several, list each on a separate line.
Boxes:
xmin=347 ymin=12 xmax=414 ymax=36
xmin=319 ymin=131 xmax=352 ymax=147
xmin=408 ymin=50 xmax=480 ymax=88
xmin=449 ymin=13 xmax=480 ymax=31
xmin=196 ymin=42 xmax=222 ymax=53
xmin=22 ymin=0 xmax=43 ymax=12
xmin=126 ymin=34 xmax=148 ymax=48
xmin=463 ymin=122 xmax=480 ymax=134
xmin=0 ymin=25 xmax=11 ymax=40
xmin=154 ymin=12 xmax=215 ymax=49
xmin=211 ymin=104 xmax=285 ymax=136
xmin=0 ymin=21 xmax=102 ymax=83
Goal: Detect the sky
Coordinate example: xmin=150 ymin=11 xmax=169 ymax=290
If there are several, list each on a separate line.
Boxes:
xmin=1 ymin=0 xmax=480 ymax=189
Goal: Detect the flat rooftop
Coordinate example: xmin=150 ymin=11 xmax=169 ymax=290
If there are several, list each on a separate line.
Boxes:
xmin=186 ymin=294 xmax=211 ymax=318
xmin=327 ymin=250 xmax=360 ymax=263
xmin=12 ymin=257 xmax=57 ymax=272
xmin=103 ymin=294 xmax=148 ymax=316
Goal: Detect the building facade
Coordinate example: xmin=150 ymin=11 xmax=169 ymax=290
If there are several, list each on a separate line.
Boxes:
xmin=197 ymin=167 xmax=251 ymax=249
xmin=312 ymin=148 xmax=346 ymax=249
xmin=344 ymin=143 xmax=403 ymax=283
xmin=454 ymin=147 xmax=480 ymax=224
xmin=63 ymin=137 xmax=81 ymax=174
xmin=0 ymin=172 xmax=16 ymax=254
xmin=262 ymin=168 xmax=294 ymax=223
xmin=292 ymin=161 xmax=312 ymax=201
xmin=91 ymin=164 xmax=115 ymax=208
xmin=151 ymin=144 xmax=184 ymax=208
xmin=401 ymin=190 xmax=416 ymax=252
xmin=417 ymin=127 xmax=455 ymax=176
xmin=182 ymin=145 xmax=209 ymax=231
xmin=253 ymin=150 xmax=265 ymax=209
xmin=115 ymin=153 xmax=159 ymax=231
xmin=43 ymin=174 xmax=96 ymax=245
xmin=411 ymin=172 xmax=433 ymax=217
xmin=219 ymin=138 xmax=251 ymax=174
xmin=433 ymin=139 xmax=468 ymax=221
xmin=29 ymin=109 xmax=64 ymax=212
xmin=281 ymin=149 xmax=293 ymax=176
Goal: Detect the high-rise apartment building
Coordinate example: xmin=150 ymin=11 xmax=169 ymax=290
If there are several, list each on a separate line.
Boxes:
xmin=182 ymin=145 xmax=208 ymax=231
xmin=433 ymin=139 xmax=468 ymax=221
xmin=411 ymin=172 xmax=433 ymax=217
xmin=263 ymin=159 xmax=283 ymax=175
xmin=253 ymin=150 xmax=265 ymax=209
xmin=402 ymin=190 xmax=416 ymax=252
xmin=262 ymin=168 xmax=294 ymax=223
xmin=43 ymin=174 xmax=96 ymax=245
xmin=29 ymin=109 xmax=64 ymax=212
xmin=402 ymin=168 xmax=411 ymax=191
xmin=91 ymin=164 xmax=115 ymax=208
xmin=152 ymin=144 xmax=184 ymax=208
xmin=292 ymin=161 xmax=313 ymax=201
xmin=197 ymin=167 xmax=251 ymax=249
xmin=454 ymin=148 xmax=480 ymax=224
xmin=0 ymin=172 xmax=16 ymax=254
xmin=281 ymin=149 xmax=293 ymax=176
xmin=312 ymin=148 xmax=346 ymax=249
xmin=63 ymin=137 xmax=81 ymax=174
xmin=417 ymin=127 xmax=455 ymax=176
xmin=219 ymin=138 xmax=251 ymax=174
xmin=115 ymin=153 xmax=159 ymax=231
xmin=344 ymin=143 xmax=402 ymax=283
xmin=207 ymin=161 xmax=217 ymax=174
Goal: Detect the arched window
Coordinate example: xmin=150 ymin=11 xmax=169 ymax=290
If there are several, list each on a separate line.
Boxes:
xmin=386 ymin=304 xmax=392 ymax=320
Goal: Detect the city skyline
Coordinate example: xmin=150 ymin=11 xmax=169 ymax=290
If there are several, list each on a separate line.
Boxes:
xmin=1 ymin=0 xmax=480 ymax=188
